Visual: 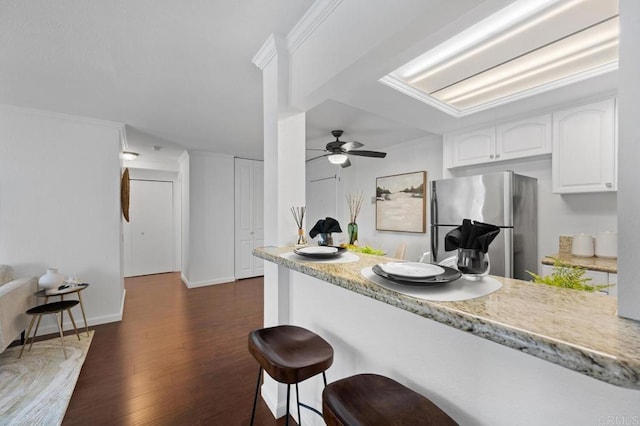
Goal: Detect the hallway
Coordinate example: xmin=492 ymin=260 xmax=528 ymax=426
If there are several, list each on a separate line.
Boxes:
xmin=63 ymin=273 xmax=292 ymax=425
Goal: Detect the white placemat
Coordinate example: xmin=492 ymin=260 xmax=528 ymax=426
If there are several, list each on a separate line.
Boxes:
xmin=361 ymin=266 xmax=503 ymax=302
xmin=280 ymin=251 xmax=360 ymax=264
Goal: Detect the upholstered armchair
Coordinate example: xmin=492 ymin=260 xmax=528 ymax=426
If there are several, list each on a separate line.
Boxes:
xmin=0 ymin=265 xmax=37 ymax=353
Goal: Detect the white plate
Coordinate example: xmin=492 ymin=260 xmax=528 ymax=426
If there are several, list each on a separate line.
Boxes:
xmin=379 ymin=262 xmax=445 ymax=278
xmin=296 ymin=246 xmax=338 ymax=254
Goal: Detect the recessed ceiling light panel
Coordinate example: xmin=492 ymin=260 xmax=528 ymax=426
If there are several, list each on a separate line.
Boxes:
xmin=381 ymin=0 xmax=619 ymax=117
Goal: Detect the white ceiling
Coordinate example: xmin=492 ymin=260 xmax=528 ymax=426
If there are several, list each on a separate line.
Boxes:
xmin=0 ymin=1 xmax=618 ymax=165
xmin=0 ymin=0 xmax=312 ymax=159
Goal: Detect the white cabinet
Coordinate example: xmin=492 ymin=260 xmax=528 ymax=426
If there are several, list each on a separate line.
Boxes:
xmin=448 ymin=126 xmax=495 ymax=167
xmin=496 ymin=114 xmax=552 ymax=161
xmin=552 ymin=98 xmax=616 ymax=193
xmin=234 ymin=158 xmax=264 ymax=279
xmin=445 ymin=115 xmax=551 ymax=168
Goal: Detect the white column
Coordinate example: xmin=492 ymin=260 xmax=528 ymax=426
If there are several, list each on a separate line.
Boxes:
xmin=254 ymin=34 xmax=306 ymax=418
xmin=617 ymin=0 xmax=640 ymax=321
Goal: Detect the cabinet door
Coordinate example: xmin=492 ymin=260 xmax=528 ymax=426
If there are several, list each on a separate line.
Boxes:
xmin=552 ymin=99 xmax=616 ymax=193
xmin=496 ymin=114 xmax=551 ymax=161
xmin=449 ymin=127 xmax=495 ymax=167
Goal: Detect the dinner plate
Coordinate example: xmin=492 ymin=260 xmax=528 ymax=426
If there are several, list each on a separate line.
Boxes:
xmin=379 ymin=262 xmax=445 ymax=278
xmin=293 ymin=246 xmax=346 ymax=259
xmin=372 ymin=263 xmax=461 ymax=286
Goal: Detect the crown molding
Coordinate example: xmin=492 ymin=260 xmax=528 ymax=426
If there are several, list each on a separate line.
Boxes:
xmin=380 ymin=61 xmax=619 ymax=118
xmin=286 ymin=0 xmax=343 ymax=54
xmin=0 ymin=103 xmax=125 ymax=129
xmin=253 ymin=0 xmax=343 ymax=69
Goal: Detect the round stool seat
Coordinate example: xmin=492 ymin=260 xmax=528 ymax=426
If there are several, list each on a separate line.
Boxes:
xmin=322 ymin=374 xmax=457 ymax=426
xmin=26 ymin=300 xmax=79 ymax=315
xmin=248 ymin=325 xmax=333 ymax=384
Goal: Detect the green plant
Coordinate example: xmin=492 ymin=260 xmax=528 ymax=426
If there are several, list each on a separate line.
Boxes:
xmin=527 ymin=258 xmax=612 ymax=292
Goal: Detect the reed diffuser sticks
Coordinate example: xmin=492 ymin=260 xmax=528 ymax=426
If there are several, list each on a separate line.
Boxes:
xmin=290 ymin=206 xmax=305 ymax=229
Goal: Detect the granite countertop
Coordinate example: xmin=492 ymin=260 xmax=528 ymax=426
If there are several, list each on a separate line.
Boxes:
xmin=541 ymin=252 xmax=618 ymax=273
xmin=254 ymin=246 xmax=640 ymax=390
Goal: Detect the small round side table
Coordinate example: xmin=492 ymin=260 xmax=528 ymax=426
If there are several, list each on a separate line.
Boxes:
xmin=34 ymin=283 xmax=90 ymax=337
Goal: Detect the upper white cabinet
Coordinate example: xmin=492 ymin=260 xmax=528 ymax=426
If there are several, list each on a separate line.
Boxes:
xmin=496 ymin=115 xmax=552 ymax=161
xmin=449 ymin=126 xmax=495 ymax=167
xmin=552 ymin=98 xmax=616 ymax=194
xmin=445 ymin=114 xmax=551 ymax=168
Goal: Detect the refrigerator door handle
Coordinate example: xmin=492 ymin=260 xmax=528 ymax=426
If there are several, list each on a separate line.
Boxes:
xmin=430 ymin=186 xmax=438 ymax=260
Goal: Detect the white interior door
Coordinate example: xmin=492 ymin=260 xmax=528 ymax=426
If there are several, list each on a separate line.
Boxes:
xmin=252 ymin=161 xmax=264 ymax=276
xmin=235 ymin=159 xmax=264 ymax=279
xmin=124 ymin=180 xmax=174 ymax=277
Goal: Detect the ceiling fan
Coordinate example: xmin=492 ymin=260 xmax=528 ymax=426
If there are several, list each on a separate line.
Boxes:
xmin=307 ymin=130 xmax=387 ymax=168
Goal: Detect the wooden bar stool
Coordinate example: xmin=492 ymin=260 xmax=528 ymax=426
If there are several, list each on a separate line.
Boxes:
xmin=19 ymin=300 xmax=81 ymax=360
xmin=322 ymin=373 xmax=458 ymax=426
xmin=248 ymin=325 xmax=333 ymax=425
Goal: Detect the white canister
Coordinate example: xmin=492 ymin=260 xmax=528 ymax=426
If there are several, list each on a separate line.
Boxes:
xmin=571 ymin=234 xmax=594 ymax=257
xmin=595 ymin=231 xmax=617 ymax=259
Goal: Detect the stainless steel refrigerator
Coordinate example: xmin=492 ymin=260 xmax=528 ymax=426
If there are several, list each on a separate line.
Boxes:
xmin=430 ymin=171 xmax=537 ymax=280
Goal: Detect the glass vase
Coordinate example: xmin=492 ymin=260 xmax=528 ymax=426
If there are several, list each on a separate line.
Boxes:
xmin=296 ymin=228 xmax=307 ymax=247
xmin=347 ymin=222 xmax=358 ymax=245
xmin=456 ymin=248 xmax=490 ymax=281
xmin=318 ymin=233 xmax=333 ymax=246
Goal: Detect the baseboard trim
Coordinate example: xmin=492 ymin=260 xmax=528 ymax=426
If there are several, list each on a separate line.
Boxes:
xmin=261 ymin=383 xmax=287 ymax=418
xmin=182 ymin=276 xmax=236 ymax=288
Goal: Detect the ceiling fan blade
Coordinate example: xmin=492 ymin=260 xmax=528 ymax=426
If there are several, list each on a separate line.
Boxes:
xmin=306 ymin=148 xmax=327 ymax=152
xmin=341 ymin=141 xmax=364 ymax=151
xmin=306 ymin=153 xmax=330 ymax=162
xmin=347 ymin=150 xmax=387 ymax=158
xmin=340 ymin=158 xmax=351 ymax=168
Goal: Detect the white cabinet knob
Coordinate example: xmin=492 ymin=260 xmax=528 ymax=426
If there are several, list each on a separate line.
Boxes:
xmin=606 ymin=182 xmax=612 ymax=188
xmin=489 ymin=154 xmax=494 ymax=159
xmin=496 ymin=154 xmax=500 ymax=159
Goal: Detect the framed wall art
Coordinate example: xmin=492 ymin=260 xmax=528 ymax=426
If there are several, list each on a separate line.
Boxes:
xmin=376 ymin=171 xmax=426 ymax=233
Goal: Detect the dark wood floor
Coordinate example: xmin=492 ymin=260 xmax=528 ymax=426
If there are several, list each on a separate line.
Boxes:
xmin=62 ymin=273 xmax=294 ymax=425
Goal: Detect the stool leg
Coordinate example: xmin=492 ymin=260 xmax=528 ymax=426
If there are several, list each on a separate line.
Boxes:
xmin=18 ymin=315 xmax=37 ymax=359
xmin=323 ymin=371 xmax=327 ymax=387
xmin=67 ymin=308 xmax=81 ymax=341
xmin=286 ymin=384 xmax=290 ymax=426
xmin=56 ymin=312 xmax=68 ymax=359
xmin=296 ymin=383 xmax=301 ymax=425
xmin=250 ymin=367 xmax=262 ymax=426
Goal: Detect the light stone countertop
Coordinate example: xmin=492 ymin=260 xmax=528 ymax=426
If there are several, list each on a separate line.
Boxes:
xmin=541 ymin=252 xmax=618 ymax=273
xmin=254 ymin=246 xmax=640 ymax=390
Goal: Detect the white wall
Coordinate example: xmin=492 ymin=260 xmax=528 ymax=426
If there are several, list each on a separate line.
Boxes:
xmin=179 ymin=152 xmax=190 ymax=285
xmin=338 ymin=135 xmax=443 ymax=262
xmin=450 ymin=157 xmax=617 ymax=272
xmin=0 ymin=105 xmax=125 ymax=333
xmin=617 ymin=0 xmax=640 ymax=321
xmin=314 ymin=134 xmax=618 ymax=273
xmin=183 ymin=151 xmax=235 ymax=287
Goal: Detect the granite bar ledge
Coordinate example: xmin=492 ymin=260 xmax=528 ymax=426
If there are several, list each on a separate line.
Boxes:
xmin=254 ymin=246 xmax=640 ymax=390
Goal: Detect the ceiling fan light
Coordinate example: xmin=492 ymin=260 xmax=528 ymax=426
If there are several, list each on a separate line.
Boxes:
xmin=328 ymin=153 xmax=348 ymax=164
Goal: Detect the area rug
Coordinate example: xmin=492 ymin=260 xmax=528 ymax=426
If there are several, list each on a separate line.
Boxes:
xmin=0 ymin=331 xmax=94 ymax=425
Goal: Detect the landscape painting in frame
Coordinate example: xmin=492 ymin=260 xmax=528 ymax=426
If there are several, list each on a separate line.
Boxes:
xmin=376 ymin=171 xmax=426 ymax=233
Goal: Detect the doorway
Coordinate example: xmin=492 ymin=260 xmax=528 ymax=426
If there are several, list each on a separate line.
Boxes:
xmin=124 ymin=179 xmax=174 ymax=277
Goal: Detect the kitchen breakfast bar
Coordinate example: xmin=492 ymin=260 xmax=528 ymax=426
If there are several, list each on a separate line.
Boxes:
xmin=254 ymin=246 xmax=640 ymax=425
